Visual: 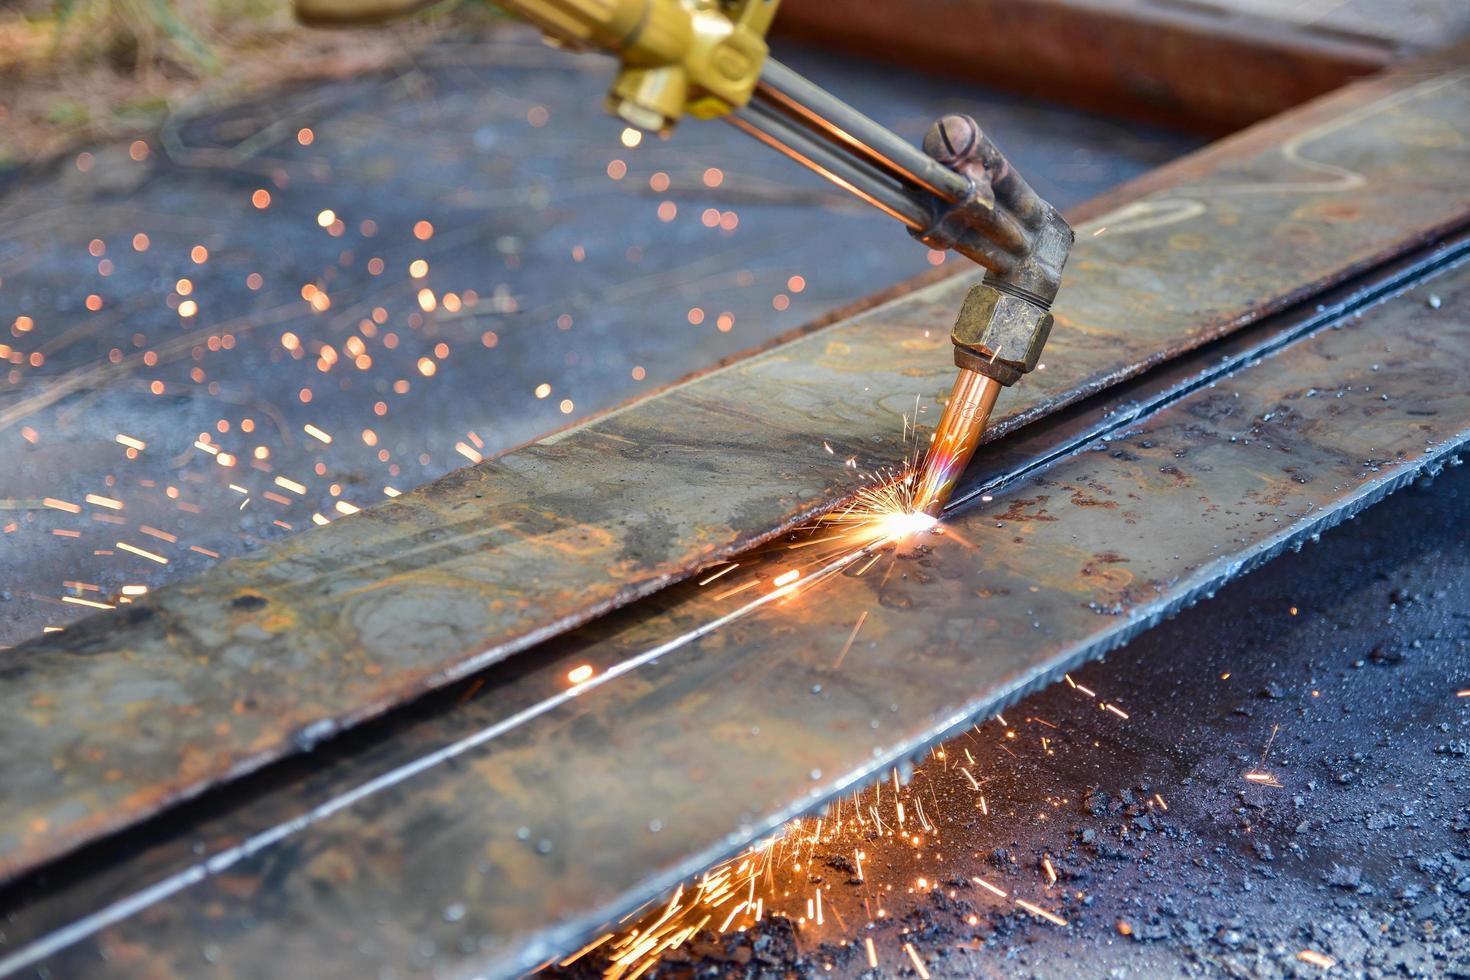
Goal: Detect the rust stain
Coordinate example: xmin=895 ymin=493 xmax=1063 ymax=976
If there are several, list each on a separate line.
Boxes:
xmin=14 ymin=239 xmax=1470 ymax=980
xmin=0 ymin=53 xmax=1468 ymax=888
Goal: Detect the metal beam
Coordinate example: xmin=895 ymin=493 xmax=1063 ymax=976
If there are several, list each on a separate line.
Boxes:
xmin=1 ymin=52 xmax=1468 ymax=887
xmin=3 ymin=225 xmax=1469 ymax=980
xmin=775 ymin=0 xmax=1459 ymax=132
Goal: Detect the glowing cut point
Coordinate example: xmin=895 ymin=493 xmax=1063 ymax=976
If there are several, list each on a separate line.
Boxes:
xmin=567 ymin=664 xmax=594 ymax=685
xmin=875 ymin=510 xmax=938 ymax=541
xmin=772 ymin=569 xmax=801 ymax=588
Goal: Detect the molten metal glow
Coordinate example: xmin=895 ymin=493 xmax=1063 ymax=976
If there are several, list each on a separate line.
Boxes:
xmin=567 ymin=701 xmax=1103 ymax=979
xmin=870 ymin=508 xmax=936 ymax=542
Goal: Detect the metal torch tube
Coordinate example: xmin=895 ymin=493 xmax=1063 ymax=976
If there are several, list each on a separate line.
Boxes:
xmin=913 ymin=368 xmax=1002 ymax=517
xmin=728 ymin=103 xmax=933 ymax=230
xmin=756 ymin=59 xmax=970 ymax=205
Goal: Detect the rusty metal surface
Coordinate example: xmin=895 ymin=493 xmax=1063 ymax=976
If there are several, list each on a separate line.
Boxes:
xmin=0 ymin=32 xmax=1183 ymax=653
xmin=3 ymin=225 xmax=1469 ymax=980
xmin=1 ymin=51 xmax=1468 ymax=887
xmin=774 ymin=0 xmax=1463 ymax=132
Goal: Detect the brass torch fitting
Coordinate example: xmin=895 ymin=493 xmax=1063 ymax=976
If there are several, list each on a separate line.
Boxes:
xmin=949 ymin=281 xmax=1054 ymax=386
xmin=295 ymin=0 xmax=779 ymax=134
xmin=603 ymin=0 xmax=779 ymax=132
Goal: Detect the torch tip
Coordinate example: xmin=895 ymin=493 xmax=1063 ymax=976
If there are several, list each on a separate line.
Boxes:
xmin=912 ymin=368 xmax=1002 ymax=517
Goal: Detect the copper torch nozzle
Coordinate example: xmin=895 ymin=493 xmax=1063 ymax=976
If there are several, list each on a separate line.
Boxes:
xmin=913 ymin=368 xmax=1002 ymax=518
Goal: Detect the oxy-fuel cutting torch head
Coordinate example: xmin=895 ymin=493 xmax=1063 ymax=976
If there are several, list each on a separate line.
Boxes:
xmin=292 ymin=0 xmax=1071 ymax=521
xmin=909 ymin=114 xmax=1074 ymax=517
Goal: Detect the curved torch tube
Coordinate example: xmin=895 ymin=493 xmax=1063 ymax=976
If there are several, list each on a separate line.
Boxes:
xmin=913 ymin=368 xmax=1002 ymax=518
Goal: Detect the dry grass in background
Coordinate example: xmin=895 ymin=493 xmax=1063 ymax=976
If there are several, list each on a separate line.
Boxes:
xmin=0 ymin=0 xmax=483 ymax=167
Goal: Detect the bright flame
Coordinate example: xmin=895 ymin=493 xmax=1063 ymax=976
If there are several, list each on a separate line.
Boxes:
xmin=872 ymin=509 xmax=937 ymax=542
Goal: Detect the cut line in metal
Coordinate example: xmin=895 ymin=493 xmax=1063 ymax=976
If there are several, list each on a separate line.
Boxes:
xmin=0 ymin=51 xmax=1467 ymax=889
xmin=4 ymin=231 xmax=1468 ymax=980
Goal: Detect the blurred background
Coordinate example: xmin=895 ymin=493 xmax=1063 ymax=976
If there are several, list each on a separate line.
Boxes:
xmin=1 ymin=0 xmax=453 ymax=167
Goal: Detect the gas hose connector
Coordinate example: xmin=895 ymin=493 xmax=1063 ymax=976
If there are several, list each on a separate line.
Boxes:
xmin=915 ymin=112 xmax=1071 ymax=387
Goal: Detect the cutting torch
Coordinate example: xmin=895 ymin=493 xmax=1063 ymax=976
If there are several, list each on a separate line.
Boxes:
xmin=297 ymin=0 xmax=1075 ymax=517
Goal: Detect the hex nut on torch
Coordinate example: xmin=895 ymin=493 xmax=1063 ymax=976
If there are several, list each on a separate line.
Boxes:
xmin=950 ymin=282 xmax=1054 ymax=386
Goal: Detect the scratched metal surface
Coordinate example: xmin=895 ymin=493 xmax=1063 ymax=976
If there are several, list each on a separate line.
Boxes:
xmin=1 ymin=53 xmax=1468 ymax=885
xmin=2 ymin=223 xmax=1468 ymax=980
xmin=15 ymin=29 xmax=1173 ymax=654
xmin=0 ymin=31 xmax=1184 ymax=867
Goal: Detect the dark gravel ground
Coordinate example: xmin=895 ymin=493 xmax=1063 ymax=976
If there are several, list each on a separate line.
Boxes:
xmin=563 ymin=457 xmax=1470 ymax=979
